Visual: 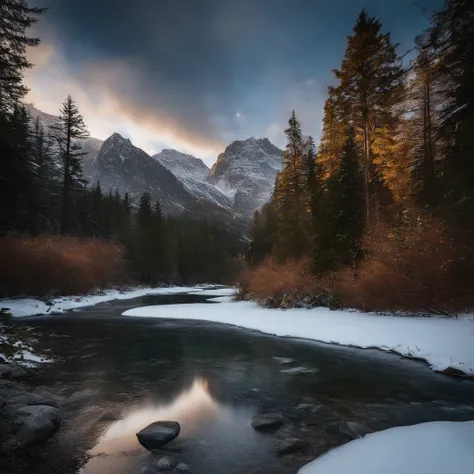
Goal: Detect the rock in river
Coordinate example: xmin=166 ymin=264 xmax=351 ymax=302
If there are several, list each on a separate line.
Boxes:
xmin=251 ymin=413 xmax=284 ymax=431
xmin=0 ymin=405 xmax=61 ymax=454
xmin=136 ymin=421 xmax=181 ymax=450
xmin=276 ymin=437 xmax=308 ymax=456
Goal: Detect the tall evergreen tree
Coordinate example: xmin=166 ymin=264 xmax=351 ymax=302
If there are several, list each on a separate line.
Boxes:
xmin=428 ymin=0 xmax=474 ymax=222
xmin=31 ymin=116 xmax=57 ymax=232
xmin=273 ymin=111 xmax=307 ymax=259
xmin=51 ymin=95 xmax=89 ymax=234
xmin=327 ymin=127 xmax=365 ymax=267
xmin=332 ymin=9 xmax=404 ymax=224
xmin=0 ymin=0 xmax=45 ymax=112
xmin=317 ymin=94 xmax=347 ymax=180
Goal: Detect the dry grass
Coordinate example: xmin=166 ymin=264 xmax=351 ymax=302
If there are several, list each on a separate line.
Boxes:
xmin=0 ymin=234 xmax=125 ymax=297
xmin=238 ymin=217 xmax=474 ymax=314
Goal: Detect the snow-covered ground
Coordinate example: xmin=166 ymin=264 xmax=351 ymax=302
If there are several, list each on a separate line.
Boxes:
xmin=123 ymin=300 xmax=474 ymax=376
xmin=0 ymin=329 xmax=54 ymax=367
xmin=1 ymin=286 xmax=222 ymax=318
xmin=298 ymin=421 xmax=474 ymax=474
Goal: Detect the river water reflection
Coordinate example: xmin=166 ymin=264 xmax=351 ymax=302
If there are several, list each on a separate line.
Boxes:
xmin=9 ymin=292 xmax=474 ymax=474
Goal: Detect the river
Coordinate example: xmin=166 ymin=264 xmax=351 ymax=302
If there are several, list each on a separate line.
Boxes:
xmin=6 ymin=292 xmax=474 ymax=474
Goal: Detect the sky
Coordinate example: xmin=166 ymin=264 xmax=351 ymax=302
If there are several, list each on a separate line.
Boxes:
xmin=25 ymin=0 xmax=442 ymax=165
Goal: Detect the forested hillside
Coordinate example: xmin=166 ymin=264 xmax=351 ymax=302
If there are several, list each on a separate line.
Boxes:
xmin=243 ymin=2 xmax=474 ymax=313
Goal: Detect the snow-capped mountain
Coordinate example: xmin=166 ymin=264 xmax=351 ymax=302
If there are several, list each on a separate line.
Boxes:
xmin=207 ymin=137 xmax=282 ymax=217
xmin=154 ymin=149 xmax=233 ymax=212
xmin=92 ymin=133 xmax=241 ymax=224
xmin=23 ymin=104 xmax=283 ymax=228
xmin=155 ymin=149 xmax=209 ymax=181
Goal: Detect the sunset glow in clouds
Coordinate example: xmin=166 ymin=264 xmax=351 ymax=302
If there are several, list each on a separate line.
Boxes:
xmin=25 ymin=0 xmax=439 ymax=165
xmin=24 ymin=42 xmax=225 ymax=162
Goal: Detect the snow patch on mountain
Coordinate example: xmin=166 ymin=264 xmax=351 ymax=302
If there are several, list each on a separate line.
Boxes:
xmin=207 ymin=137 xmax=282 ymax=217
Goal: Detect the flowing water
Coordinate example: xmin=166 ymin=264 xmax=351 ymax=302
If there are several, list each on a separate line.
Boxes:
xmin=7 ymin=292 xmax=474 ymax=474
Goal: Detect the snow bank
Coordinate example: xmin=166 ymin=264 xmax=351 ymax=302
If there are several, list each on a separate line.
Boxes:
xmin=2 ymin=286 xmax=212 ymax=318
xmin=123 ymin=301 xmax=474 ymax=375
xmin=187 ymin=288 xmax=237 ymax=296
xmin=298 ymin=421 xmax=474 ymax=474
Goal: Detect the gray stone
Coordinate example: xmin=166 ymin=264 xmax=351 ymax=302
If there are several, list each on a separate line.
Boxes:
xmin=251 ymin=414 xmax=284 ymax=431
xmin=0 ymin=364 xmax=12 ymax=378
xmin=176 ymin=462 xmax=190 ymax=471
xmin=339 ymin=421 xmax=373 ymax=439
xmin=0 ymin=363 xmax=27 ymax=380
xmin=276 ymin=437 xmax=308 ymax=456
xmin=4 ymin=392 xmax=58 ymax=411
xmin=136 ymin=421 xmax=180 ymax=450
xmin=155 ymin=455 xmax=176 ymax=471
xmin=9 ymin=365 xmax=27 ymax=379
xmin=0 ymin=405 xmax=61 ymax=453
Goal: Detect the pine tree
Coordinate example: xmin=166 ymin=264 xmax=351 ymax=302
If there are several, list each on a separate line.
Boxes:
xmin=428 ymin=0 xmax=474 ymax=222
xmin=317 ymin=94 xmax=347 ymax=180
xmin=0 ymin=103 xmax=35 ymax=233
xmin=51 ymin=95 xmax=89 ymax=234
xmin=328 ymin=127 xmax=365 ymax=267
xmin=247 ymin=203 xmax=277 ymax=266
xmin=332 ymin=9 xmax=404 ymax=224
xmin=0 ymin=0 xmax=45 ymax=112
xmin=273 ymin=111 xmax=307 ymax=259
xmin=31 ymin=116 xmax=57 ymax=232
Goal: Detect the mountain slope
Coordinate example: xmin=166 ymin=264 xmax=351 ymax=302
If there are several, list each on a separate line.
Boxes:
xmin=207 ymin=137 xmax=282 ymax=217
xmin=94 ymin=134 xmax=241 ymax=226
xmin=154 ymin=149 xmax=233 ymax=211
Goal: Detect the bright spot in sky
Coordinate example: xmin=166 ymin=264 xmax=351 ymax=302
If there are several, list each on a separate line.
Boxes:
xmin=236 ymin=113 xmax=240 ymax=117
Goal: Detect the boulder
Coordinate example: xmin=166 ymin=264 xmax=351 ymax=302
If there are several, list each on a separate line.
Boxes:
xmin=0 ymin=405 xmax=61 ymax=453
xmin=276 ymin=437 xmax=308 ymax=456
xmin=251 ymin=414 xmax=284 ymax=432
xmin=3 ymin=392 xmax=58 ymax=411
xmin=136 ymin=421 xmax=180 ymax=450
xmin=0 ymin=363 xmax=27 ymax=380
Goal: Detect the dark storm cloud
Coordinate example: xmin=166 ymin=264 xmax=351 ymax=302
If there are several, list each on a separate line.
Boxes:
xmin=32 ymin=0 xmax=442 ymax=154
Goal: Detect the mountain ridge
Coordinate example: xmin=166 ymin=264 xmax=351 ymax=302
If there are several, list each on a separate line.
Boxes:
xmin=23 ymin=103 xmax=283 ymax=226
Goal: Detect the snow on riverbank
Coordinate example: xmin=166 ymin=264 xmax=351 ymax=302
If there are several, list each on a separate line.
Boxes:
xmin=123 ymin=300 xmax=474 ymax=375
xmin=2 ymin=286 xmax=222 ymax=318
xmin=298 ymin=421 xmax=474 ymax=474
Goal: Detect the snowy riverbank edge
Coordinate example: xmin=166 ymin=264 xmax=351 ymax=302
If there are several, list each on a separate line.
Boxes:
xmin=297 ymin=420 xmax=474 ymax=474
xmin=123 ymin=297 xmax=474 ymax=376
xmin=0 ymin=285 xmax=225 ymax=318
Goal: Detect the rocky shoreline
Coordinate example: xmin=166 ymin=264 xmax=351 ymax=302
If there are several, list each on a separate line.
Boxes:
xmin=0 ymin=361 xmax=61 ymax=455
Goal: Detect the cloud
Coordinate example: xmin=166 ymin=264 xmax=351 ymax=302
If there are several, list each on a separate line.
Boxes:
xmin=25 ymin=42 xmax=226 ymax=163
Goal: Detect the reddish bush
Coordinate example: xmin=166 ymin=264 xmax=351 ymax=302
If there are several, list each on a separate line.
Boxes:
xmin=0 ymin=235 xmax=125 ymax=297
xmin=238 ymin=217 xmax=474 ymax=314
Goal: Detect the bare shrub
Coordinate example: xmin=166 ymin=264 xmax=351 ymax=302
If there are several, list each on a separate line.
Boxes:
xmin=238 ymin=216 xmax=474 ymax=314
xmin=0 ymin=234 xmax=125 ymax=297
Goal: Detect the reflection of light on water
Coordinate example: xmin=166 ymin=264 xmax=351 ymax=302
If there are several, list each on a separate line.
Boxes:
xmin=88 ymin=378 xmax=219 ymax=457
